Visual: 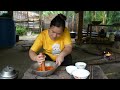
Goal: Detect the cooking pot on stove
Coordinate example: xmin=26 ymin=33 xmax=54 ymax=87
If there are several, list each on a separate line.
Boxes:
xmin=70 ymin=31 xmax=77 ymax=38
xmin=0 ymin=66 xmax=19 ymax=79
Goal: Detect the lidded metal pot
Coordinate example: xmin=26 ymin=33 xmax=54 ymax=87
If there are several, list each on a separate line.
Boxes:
xmin=0 ymin=66 xmax=19 ymax=79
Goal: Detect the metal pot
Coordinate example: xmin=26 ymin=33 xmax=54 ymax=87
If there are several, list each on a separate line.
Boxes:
xmin=70 ymin=32 xmax=77 ymax=38
xmin=0 ymin=66 xmax=19 ymax=79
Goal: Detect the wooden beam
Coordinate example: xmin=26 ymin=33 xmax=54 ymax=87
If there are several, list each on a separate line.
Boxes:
xmin=76 ymin=11 xmax=84 ymax=45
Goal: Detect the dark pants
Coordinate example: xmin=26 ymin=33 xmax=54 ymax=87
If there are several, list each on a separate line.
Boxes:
xmin=45 ymin=54 xmax=72 ymax=66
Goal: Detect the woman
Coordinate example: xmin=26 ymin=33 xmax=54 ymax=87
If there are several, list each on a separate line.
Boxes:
xmin=29 ymin=14 xmax=73 ymax=66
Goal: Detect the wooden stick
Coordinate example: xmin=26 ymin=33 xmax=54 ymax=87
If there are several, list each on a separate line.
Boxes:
xmin=41 ymin=61 xmax=45 ymax=71
xmin=39 ymin=52 xmax=46 ymax=71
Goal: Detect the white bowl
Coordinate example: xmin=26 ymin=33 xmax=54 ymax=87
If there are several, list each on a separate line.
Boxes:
xmin=75 ymin=62 xmax=86 ymax=69
xmin=72 ymin=69 xmax=90 ymax=79
xmin=66 ymin=65 xmax=77 ymax=75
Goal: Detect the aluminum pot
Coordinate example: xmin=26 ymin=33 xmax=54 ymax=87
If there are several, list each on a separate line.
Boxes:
xmin=0 ymin=66 xmax=19 ymax=79
xmin=31 ymin=61 xmax=58 ymax=77
xmin=70 ymin=32 xmax=77 ymax=38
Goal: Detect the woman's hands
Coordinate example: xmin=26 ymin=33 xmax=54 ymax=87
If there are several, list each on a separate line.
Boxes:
xmin=56 ymin=44 xmax=72 ymax=66
xmin=56 ymin=54 xmax=64 ymax=66
xmin=35 ymin=53 xmax=46 ymax=65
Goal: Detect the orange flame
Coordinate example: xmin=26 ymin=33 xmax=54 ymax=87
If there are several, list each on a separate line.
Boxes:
xmin=105 ymin=52 xmax=111 ymax=56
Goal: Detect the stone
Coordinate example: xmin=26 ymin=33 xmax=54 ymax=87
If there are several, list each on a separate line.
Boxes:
xmin=92 ymin=65 xmax=108 ymax=79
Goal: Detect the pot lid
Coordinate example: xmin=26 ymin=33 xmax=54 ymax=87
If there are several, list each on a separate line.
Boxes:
xmin=0 ymin=66 xmax=18 ymax=78
xmin=3 ymin=66 xmax=14 ymax=72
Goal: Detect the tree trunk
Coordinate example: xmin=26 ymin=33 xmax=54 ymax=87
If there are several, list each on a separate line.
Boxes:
xmin=72 ymin=13 xmax=75 ymax=32
xmin=65 ymin=11 xmax=69 ymax=28
xmin=103 ymin=11 xmax=107 ymax=24
xmin=27 ymin=11 xmax=29 ymax=30
xmin=93 ymin=11 xmax=96 ymax=21
xmin=76 ymin=13 xmax=79 ymax=33
xmin=92 ymin=11 xmax=98 ymax=32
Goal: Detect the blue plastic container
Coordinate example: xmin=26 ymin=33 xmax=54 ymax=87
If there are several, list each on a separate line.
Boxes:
xmin=0 ymin=18 xmax=16 ymax=48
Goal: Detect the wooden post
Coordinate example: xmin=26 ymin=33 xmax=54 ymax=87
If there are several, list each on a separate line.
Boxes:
xmin=76 ymin=11 xmax=84 ymax=45
xmin=27 ymin=11 xmax=29 ymax=30
xmin=39 ymin=11 xmax=43 ymax=32
xmin=8 ymin=11 xmax=13 ymax=19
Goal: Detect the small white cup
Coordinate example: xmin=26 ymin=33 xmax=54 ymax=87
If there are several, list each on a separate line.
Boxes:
xmin=75 ymin=62 xmax=86 ymax=69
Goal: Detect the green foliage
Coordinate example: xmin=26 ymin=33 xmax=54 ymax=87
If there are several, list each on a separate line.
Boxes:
xmin=16 ymin=25 xmax=27 ymax=36
xmin=23 ymin=11 xmax=120 ymax=30
xmin=109 ymin=11 xmax=120 ymax=24
xmin=84 ymin=11 xmax=92 ymax=27
xmin=42 ymin=11 xmax=75 ymax=19
xmin=42 ymin=11 xmax=64 ymax=16
xmin=0 ymin=13 xmax=11 ymax=18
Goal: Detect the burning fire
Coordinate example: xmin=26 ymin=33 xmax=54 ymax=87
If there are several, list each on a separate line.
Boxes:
xmin=104 ymin=51 xmax=112 ymax=60
xmin=105 ymin=52 xmax=111 ymax=56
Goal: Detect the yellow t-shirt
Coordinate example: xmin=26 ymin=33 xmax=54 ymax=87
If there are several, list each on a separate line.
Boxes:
xmin=30 ymin=27 xmax=72 ymax=61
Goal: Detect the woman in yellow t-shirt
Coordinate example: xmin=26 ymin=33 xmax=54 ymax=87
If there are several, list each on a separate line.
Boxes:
xmin=29 ymin=14 xmax=73 ymax=66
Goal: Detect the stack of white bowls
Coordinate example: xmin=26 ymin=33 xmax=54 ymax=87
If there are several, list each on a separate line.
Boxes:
xmin=66 ymin=62 xmax=90 ymax=79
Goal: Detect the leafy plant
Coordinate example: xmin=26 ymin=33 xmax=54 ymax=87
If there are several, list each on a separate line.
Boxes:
xmin=16 ymin=25 xmax=27 ymax=36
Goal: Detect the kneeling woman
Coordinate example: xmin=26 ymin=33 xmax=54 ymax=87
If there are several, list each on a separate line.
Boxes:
xmin=29 ymin=14 xmax=73 ymax=66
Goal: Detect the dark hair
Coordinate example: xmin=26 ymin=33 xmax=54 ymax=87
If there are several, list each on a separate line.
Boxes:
xmin=50 ymin=14 xmax=66 ymax=29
